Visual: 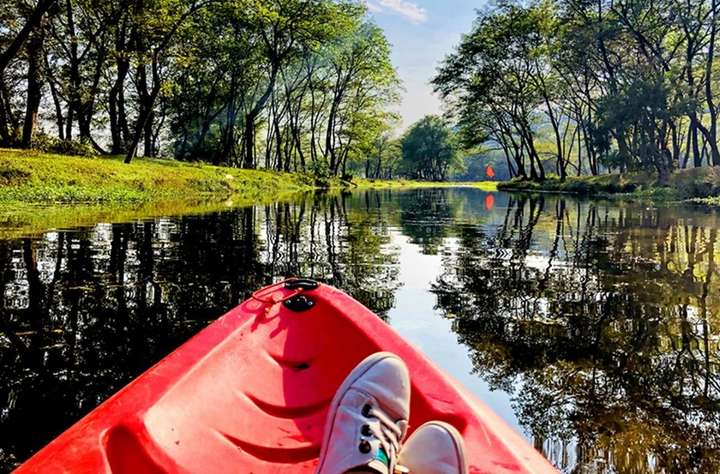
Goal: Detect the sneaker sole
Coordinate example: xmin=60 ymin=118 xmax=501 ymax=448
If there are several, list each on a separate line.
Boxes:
xmin=316 ymin=352 xmax=405 ymax=473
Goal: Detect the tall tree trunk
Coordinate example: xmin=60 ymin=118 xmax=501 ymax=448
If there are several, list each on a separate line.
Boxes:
xmin=79 ymin=47 xmax=106 ymax=146
xmin=110 ymin=24 xmax=130 ymax=154
xmin=65 ymin=0 xmax=80 ymax=141
xmin=137 ymin=58 xmax=156 ymax=157
xmin=244 ymin=65 xmax=278 ymax=169
xmin=0 ymin=80 xmax=11 ymax=146
xmin=124 ymin=81 xmax=160 ymax=163
xmin=218 ymin=72 xmax=239 ymax=165
xmin=690 ymin=121 xmax=701 ymax=168
xmin=576 ymin=121 xmax=583 ymax=176
xmin=0 ymin=0 xmax=56 ymax=145
xmin=21 ymin=25 xmax=46 ymax=147
xmin=45 ymin=55 xmax=64 ymax=140
xmin=707 ymin=0 xmax=720 ymax=166
xmin=538 ymin=74 xmax=565 ymax=180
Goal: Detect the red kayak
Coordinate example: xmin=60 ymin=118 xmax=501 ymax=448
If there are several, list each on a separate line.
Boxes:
xmin=17 ymin=280 xmax=556 ymax=473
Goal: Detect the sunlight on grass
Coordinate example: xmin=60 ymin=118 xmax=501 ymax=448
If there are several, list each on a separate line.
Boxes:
xmin=0 ymin=148 xmax=314 ymax=204
xmin=0 ymin=149 xmax=499 ymax=237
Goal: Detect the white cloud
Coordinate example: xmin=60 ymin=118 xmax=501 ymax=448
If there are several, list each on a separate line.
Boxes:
xmin=365 ymin=1 xmax=383 ymax=12
xmin=366 ymin=0 xmax=428 ymax=24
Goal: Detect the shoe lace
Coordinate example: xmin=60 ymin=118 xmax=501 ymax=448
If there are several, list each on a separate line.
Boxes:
xmin=364 ymin=405 xmax=406 ymax=471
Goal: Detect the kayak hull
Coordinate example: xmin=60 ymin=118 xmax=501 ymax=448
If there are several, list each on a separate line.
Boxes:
xmin=17 ymin=281 xmax=556 ymax=473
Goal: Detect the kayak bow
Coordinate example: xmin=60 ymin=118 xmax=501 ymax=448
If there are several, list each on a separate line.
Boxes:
xmin=17 ymin=280 xmax=556 ymax=473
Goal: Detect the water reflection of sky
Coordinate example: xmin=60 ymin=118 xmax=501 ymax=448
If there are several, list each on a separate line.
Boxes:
xmin=387 ymin=230 xmax=522 ymax=433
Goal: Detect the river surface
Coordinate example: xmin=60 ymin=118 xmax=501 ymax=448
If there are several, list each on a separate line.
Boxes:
xmin=1 ymin=188 xmax=719 ymax=473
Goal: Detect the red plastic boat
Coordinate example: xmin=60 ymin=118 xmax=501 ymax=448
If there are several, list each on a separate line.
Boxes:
xmin=17 ymin=280 xmax=556 ymax=473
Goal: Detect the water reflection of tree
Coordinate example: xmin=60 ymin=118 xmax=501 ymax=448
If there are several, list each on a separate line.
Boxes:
xmin=260 ymin=192 xmax=401 ymax=317
xmin=0 ymin=192 xmax=401 ymax=470
xmin=395 ymin=188 xmax=499 ymax=256
xmin=433 ymin=196 xmax=720 ymax=473
xmin=397 ymin=189 xmax=455 ymax=255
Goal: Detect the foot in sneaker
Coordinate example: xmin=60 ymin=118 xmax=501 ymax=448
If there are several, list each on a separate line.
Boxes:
xmin=397 ymin=421 xmax=468 ymax=474
xmin=316 ymin=352 xmax=411 ymax=474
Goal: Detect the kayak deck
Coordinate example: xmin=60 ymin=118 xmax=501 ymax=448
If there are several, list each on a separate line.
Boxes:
xmin=18 ymin=280 xmax=556 ymax=473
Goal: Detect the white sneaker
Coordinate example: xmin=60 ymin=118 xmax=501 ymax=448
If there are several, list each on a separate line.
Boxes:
xmin=316 ymin=352 xmax=411 ymax=474
xmin=397 ymin=421 xmax=468 ymax=474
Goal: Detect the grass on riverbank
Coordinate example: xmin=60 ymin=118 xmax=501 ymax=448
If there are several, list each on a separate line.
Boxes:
xmin=498 ymin=167 xmax=720 ymax=203
xmin=352 ymin=178 xmax=497 ymax=191
xmin=0 ymin=149 xmax=497 ymax=204
xmin=0 ymin=148 xmax=318 ymax=203
xmin=0 ymin=149 xmax=497 ymax=237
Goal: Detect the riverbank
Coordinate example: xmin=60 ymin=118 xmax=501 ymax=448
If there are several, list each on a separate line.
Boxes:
xmin=353 ymin=178 xmax=497 ymax=191
xmin=0 ymin=149 xmax=312 ymax=237
xmin=497 ymin=167 xmax=720 ymax=203
xmin=0 ymin=149 xmax=320 ymax=204
xmin=0 ymin=149 xmax=498 ymax=204
xmin=0 ymin=149 xmax=497 ymax=237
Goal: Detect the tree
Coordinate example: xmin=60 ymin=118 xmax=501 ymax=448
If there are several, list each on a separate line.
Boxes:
xmin=434 ymin=2 xmax=554 ymax=181
xmin=124 ymin=0 xmax=212 ymax=163
xmin=0 ymin=0 xmax=58 ymax=146
xmin=321 ymin=18 xmax=399 ymax=175
xmin=400 ymin=116 xmax=460 ymax=181
xmin=163 ymin=1 xmax=399 ymax=175
xmin=436 ymin=0 xmax=720 ymax=182
xmin=361 ymin=130 xmax=401 ymax=179
xmin=0 ymin=0 xmax=400 ymax=177
xmin=237 ymin=0 xmax=340 ymax=169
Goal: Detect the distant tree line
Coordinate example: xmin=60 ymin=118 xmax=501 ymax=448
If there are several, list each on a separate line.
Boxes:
xmin=434 ymin=0 xmax=720 ymax=181
xmin=360 ymin=115 xmax=463 ymax=181
xmin=0 ymin=0 xmax=399 ymax=176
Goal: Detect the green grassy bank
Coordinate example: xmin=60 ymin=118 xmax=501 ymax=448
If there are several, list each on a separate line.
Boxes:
xmin=0 ymin=149 xmax=497 ymax=204
xmin=0 ymin=149 xmax=497 ymax=238
xmin=0 ymin=149 xmax=318 ymax=204
xmin=497 ymin=167 xmax=720 ymax=203
xmin=353 ymin=178 xmax=497 ymax=192
xmin=0 ymin=149 xmax=319 ymax=237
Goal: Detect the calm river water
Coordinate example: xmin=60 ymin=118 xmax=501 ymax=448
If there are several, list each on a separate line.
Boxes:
xmin=1 ymin=188 xmax=719 ymax=473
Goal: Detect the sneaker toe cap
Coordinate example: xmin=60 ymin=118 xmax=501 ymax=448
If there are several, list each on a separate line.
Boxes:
xmin=352 ymin=354 xmax=410 ymax=419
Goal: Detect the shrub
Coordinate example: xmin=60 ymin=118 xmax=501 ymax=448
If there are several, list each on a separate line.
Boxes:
xmin=31 ymin=132 xmax=95 ymax=156
xmin=308 ymin=160 xmax=332 ymax=187
xmin=53 ymin=139 xmax=95 ymax=156
xmin=30 ymin=132 xmax=57 ymax=152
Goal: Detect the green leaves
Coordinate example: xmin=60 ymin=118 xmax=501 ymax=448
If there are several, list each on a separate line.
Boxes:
xmin=400 ymin=116 xmax=460 ymax=181
xmin=3 ymin=0 xmax=400 ymax=173
xmin=436 ymin=0 xmax=720 ymax=180
xmin=164 ymin=0 xmax=399 ymax=172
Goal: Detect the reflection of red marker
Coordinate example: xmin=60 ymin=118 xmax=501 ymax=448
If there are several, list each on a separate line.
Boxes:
xmin=485 ymin=193 xmax=495 ymax=210
xmin=486 ymin=166 xmax=495 ymax=179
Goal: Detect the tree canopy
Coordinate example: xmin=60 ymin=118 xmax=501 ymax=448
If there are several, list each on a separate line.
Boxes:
xmin=399 ymin=115 xmax=460 ymax=181
xmin=0 ymin=0 xmax=400 ymax=175
xmin=434 ymin=0 xmax=720 ymax=182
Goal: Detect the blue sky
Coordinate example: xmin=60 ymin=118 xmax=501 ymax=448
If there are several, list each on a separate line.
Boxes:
xmin=365 ymin=0 xmax=483 ymax=129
